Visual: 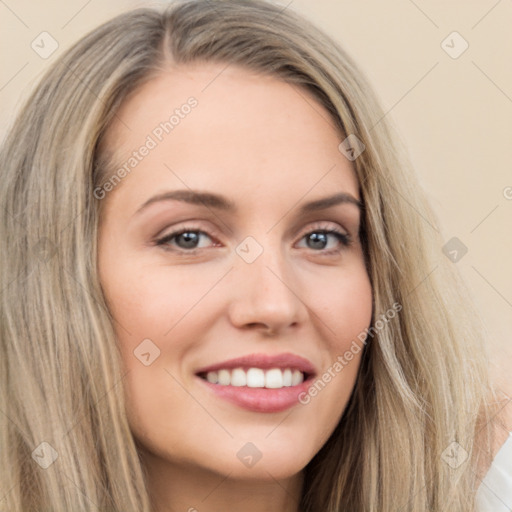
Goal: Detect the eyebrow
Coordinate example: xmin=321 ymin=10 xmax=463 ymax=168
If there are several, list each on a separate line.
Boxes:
xmin=134 ymin=189 xmax=363 ymax=216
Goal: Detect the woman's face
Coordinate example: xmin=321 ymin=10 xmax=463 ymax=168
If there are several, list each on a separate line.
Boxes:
xmin=98 ymin=62 xmax=373 ymax=481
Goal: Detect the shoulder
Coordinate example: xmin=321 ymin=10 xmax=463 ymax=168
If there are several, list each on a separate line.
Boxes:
xmin=475 ymin=382 xmax=512 ymax=512
xmin=476 ymin=431 xmax=512 ymax=511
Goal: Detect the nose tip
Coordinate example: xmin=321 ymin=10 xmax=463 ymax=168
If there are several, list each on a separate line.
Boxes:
xmin=227 ymin=253 xmax=307 ymax=336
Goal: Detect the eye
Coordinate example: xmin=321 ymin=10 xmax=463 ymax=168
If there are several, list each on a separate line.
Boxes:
xmin=296 ymin=227 xmax=352 ymax=254
xmin=155 ymin=226 xmax=217 ymax=252
xmin=154 ymin=224 xmax=352 ymax=254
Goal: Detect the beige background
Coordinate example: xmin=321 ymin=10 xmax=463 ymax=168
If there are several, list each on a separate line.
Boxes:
xmin=1 ymin=0 xmax=511 ymax=393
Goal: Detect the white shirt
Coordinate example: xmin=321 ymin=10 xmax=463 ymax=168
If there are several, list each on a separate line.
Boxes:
xmin=476 ymin=431 xmax=512 ymax=511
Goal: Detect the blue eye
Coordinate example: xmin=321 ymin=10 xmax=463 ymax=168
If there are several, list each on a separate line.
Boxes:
xmin=156 ymin=228 xmax=213 ymax=251
xmin=155 ymin=226 xmax=352 ymax=254
xmin=298 ymin=230 xmax=351 ymax=252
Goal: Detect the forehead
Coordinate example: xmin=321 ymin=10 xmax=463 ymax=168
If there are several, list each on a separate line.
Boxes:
xmin=100 ymin=62 xmax=360 ymax=211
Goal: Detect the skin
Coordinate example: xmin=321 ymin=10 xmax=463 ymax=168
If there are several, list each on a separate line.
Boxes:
xmin=97 ymin=62 xmax=373 ymax=512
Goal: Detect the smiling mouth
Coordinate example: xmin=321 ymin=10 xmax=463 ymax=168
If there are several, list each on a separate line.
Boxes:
xmin=197 ymin=367 xmax=309 ymax=389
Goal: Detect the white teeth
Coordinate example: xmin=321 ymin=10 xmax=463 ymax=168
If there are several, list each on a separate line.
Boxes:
xmin=206 ymin=371 xmax=218 ymax=384
xmin=265 ymin=368 xmax=283 ymax=388
xmin=231 ymin=368 xmax=246 ymax=387
xmin=202 ymin=367 xmax=305 ymax=388
xmin=246 ymin=368 xmax=265 ymax=388
xmin=291 ymin=369 xmax=303 ymax=386
xmin=218 ymin=369 xmax=231 ymax=386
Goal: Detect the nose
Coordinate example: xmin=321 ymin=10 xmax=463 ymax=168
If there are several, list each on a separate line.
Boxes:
xmin=227 ymin=241 xmax=308 ymax=336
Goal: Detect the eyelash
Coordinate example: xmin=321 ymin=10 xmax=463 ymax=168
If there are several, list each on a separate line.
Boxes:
xmin=154 ymin=223 xmax=352 ymax=256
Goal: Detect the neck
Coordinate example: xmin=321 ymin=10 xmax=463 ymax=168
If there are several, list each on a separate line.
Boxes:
xmin=142 ymin=451 xmax=304 ymax=512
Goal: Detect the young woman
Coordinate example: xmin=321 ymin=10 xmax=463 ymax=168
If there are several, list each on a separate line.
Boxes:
xmin=1 ymin=1 xmax=509 ymax=510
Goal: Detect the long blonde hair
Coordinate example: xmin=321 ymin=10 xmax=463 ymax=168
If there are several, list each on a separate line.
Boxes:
xmin=0 ymin=1 xmax=496 ymax=510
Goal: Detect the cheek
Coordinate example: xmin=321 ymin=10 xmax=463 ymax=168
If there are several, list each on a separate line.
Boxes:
xmin=300 ymin=264 xmax=372 ymax=419
xmin=107 ymin=265 xmax=220 ymax=452
xmin=312 ymin=263 xmax=373 ymax=345
xmin=101 ymin=259 xmax=224 ymax=343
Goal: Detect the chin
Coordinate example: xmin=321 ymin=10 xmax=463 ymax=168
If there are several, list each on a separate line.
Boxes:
xmin=209 ymin=432 xmax=317 ymax=479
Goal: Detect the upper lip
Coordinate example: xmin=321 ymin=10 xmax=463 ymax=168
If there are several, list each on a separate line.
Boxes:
xmin=195 ymin=352 xmax=317 ymax=377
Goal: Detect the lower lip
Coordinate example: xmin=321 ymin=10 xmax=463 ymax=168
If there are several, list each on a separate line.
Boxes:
xmin=197 ymin=376 xmax=313 ymax=413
